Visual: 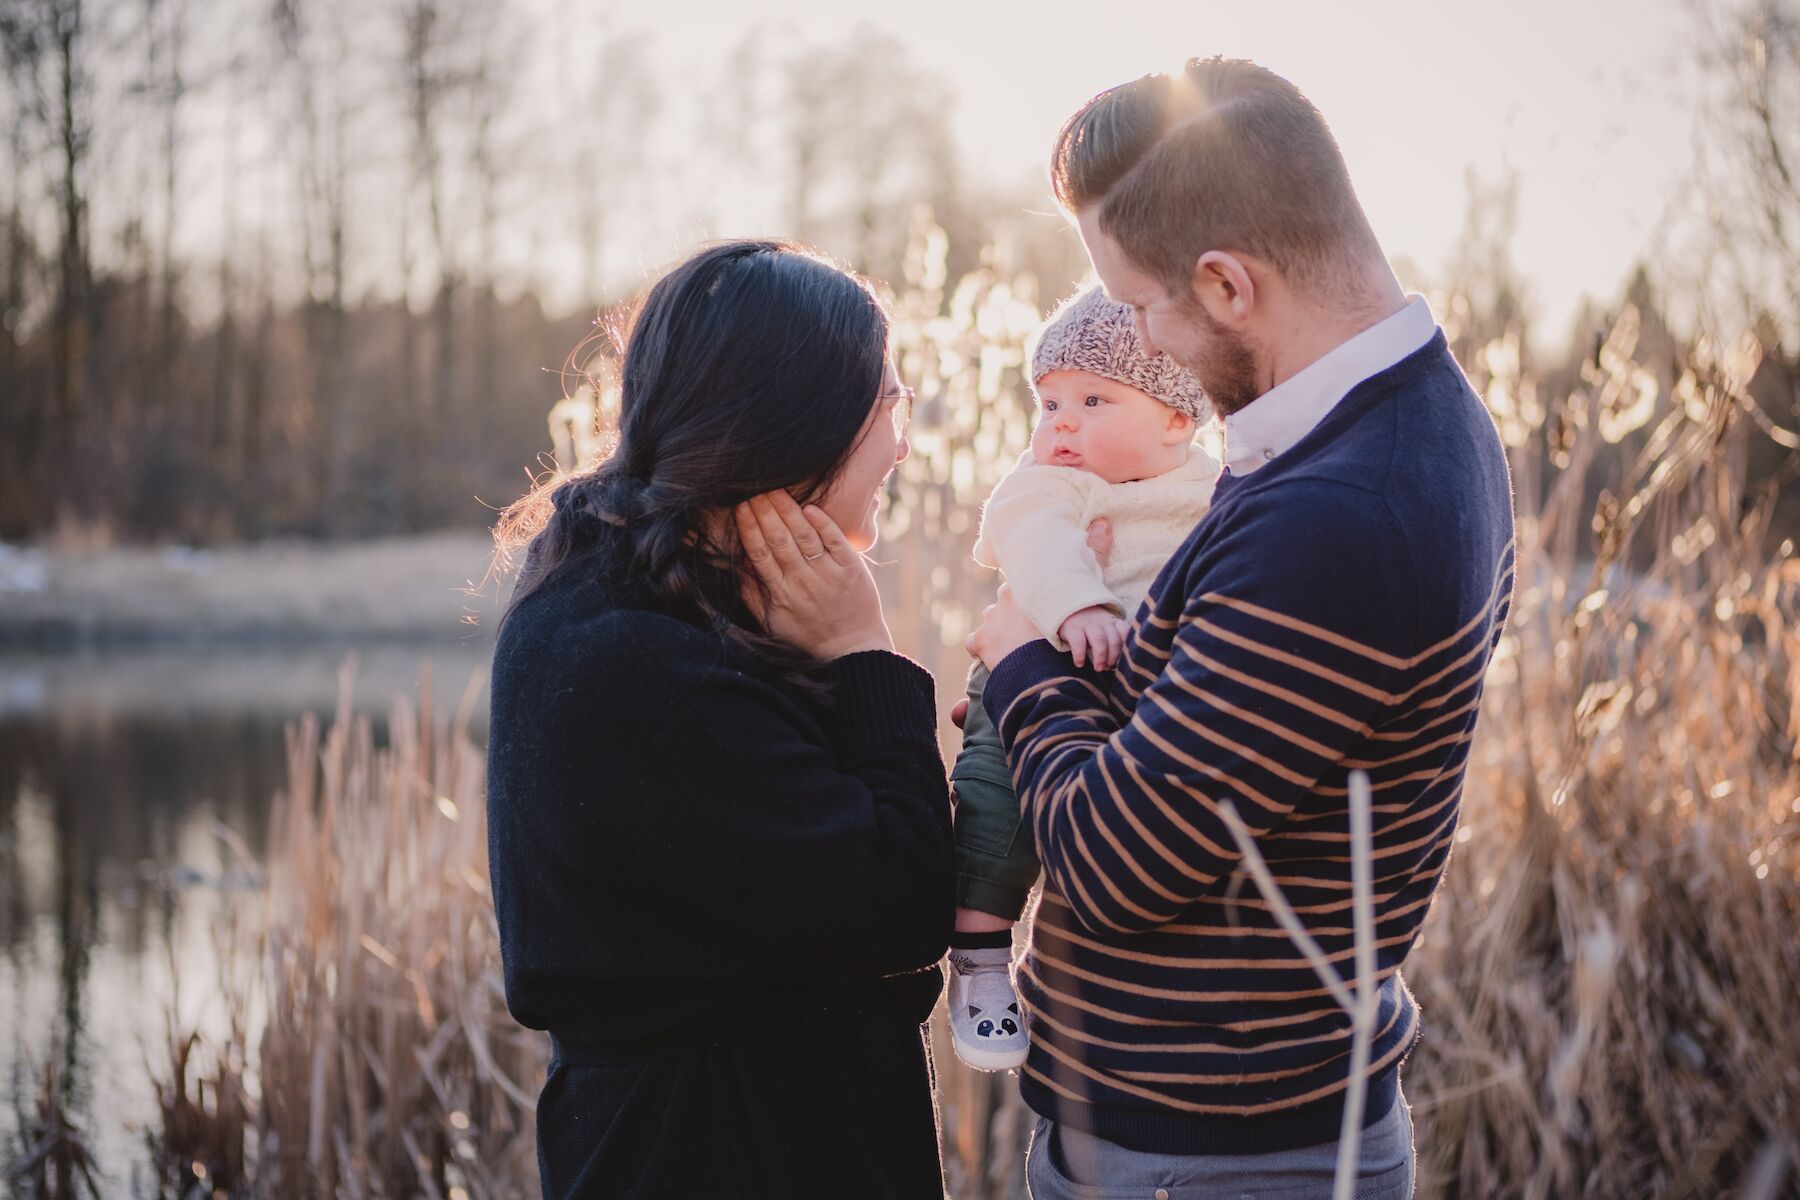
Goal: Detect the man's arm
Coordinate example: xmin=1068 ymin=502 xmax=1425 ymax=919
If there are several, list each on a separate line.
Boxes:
xmin=981 ymin=482 xmax=1415 ymax=935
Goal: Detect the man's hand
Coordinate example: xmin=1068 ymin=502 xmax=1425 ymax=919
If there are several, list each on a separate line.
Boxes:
xmin=1086 ymin=517 xmax=1113 ymax=564
xmin=966 ymin=584 xmax=1044 ymax=670
xmin=1058 ymin=605 xmax=1128 ymax=671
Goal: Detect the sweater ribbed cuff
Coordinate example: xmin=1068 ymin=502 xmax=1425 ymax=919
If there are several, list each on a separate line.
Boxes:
xmin=818 ymin=650 xmax=939 ymax=750
xmin=979 ymin=639 xmax=1073 ymax=748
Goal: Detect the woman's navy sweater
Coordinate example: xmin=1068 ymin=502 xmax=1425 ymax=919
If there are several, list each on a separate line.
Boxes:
xmin=487 ymin=545 xmax=956 ymax=1197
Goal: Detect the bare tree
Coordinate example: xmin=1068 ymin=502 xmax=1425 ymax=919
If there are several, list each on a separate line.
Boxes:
xmin=144 ymin=0 xmax=187 ymax=423
xmin=826 ymin=27 xmax=953 ymax=270
xmin=572 ymin=26 xmax=659 ymax=308
xmin=50 ymin=0 xmax=92 ymax=478
xmin=209 ymin=4 xmax=251 ymax=468
xmin=0 ymin=6 xmax=44 ymax=378
xmin=1441 ymin=167 xmax=1531 ymax=357
xmin=0 ymin=16 xmax=45 ymax=531
xmin=782 ymin=48 xmax=832 ymax=243
xmin=271 ymin=0 xmax=357 ymax=529
xmin=775 ymin=26 xmax=961 ymax=278
xmin=1697 ymin=0 xmax=1800 ymax=344
xmin=696 ymin=27 xmax=769 ymax=236
xmin=462 ymin=0 xmax=521 ymax=440
xmin=109 ymin=0 xmax=194 ymax=444
xmin=398 ymin=0 xmax=458 ymax=440
xmin=392 ymin=0 xmax=531 ymax=514
xmin=2 ymin=0 xmax=97 ymax=494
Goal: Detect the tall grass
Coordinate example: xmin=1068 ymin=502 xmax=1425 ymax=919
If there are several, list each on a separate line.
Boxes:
xmin=147 ymin=224 xmax=1798 ymax=1198
xmin=1400 ymin=317 xmax=1800 ymax=1197
xmin=143 ymin=661 xmax=543 ymax=1199
xmin=11 ymin=1045 xmax=102 ymax=1199
xmin=256 ymin=659 xmax=542 ymax=1199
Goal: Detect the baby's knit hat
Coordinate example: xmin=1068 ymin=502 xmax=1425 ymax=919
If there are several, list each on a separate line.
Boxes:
xmin=1029 ymin=285 xmax=1212 ymax=422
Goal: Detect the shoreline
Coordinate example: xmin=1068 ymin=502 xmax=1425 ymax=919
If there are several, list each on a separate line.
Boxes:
xmin=0 ymin=643 xmax=493 ymax=721
xmin=0 ymin=530 xmax=507 ymax=650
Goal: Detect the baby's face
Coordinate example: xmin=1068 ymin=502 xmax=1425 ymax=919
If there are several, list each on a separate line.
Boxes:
xmin=1030 ymin=370 xmax=1192 ymax=484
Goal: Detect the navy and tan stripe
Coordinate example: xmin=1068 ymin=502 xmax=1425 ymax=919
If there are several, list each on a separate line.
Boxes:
xmin=1021 ymin=1006 xmax=1419 ymax=1116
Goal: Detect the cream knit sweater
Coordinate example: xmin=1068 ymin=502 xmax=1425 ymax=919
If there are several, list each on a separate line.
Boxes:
xmin=973 ymin=447 xmax=1223 ymax=648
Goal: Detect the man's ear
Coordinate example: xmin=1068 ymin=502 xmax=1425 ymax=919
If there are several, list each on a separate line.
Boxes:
xmin=1163 ymin=409 xmax=1196 ymax=445
xmin=1191 ymin=251 xmax=1254 ymax=323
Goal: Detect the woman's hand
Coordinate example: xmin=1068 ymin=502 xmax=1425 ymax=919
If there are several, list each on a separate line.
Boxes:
xmin=736 ymin=490 xmax=894 ymax=661
xmin=966 ymin=584 xmax=1044 ymax=669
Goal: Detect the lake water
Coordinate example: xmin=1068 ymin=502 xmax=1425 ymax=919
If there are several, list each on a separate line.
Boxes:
xmin=0 ymin=644 xmax=492 ymax=1194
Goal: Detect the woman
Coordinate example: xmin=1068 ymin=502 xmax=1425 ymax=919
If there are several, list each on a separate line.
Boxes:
xmin=486 ymin=240 xmax=955 ymax=1197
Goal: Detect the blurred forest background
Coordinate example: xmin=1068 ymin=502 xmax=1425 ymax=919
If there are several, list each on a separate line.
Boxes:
xmin=0 ymin=0 xmax=1084 ymax=544
xmin=0 ymin=0 xmax=1793 ymax=548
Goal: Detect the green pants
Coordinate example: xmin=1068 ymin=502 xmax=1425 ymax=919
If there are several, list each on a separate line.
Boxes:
xmin=950 ymin=661 xmax=1042 ymax=921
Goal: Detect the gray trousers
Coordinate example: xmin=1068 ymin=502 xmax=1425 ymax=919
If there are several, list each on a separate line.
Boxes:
xmin=1025 ymin=1093 xmax=1415 ymax=1200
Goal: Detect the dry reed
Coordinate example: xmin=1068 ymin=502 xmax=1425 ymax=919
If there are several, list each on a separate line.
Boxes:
xmin=11 ymin=1046 xmax=102 ymax=1200
xmin=148 ymin=1014 xmax=251 ymax=1196
xmin=146 ymin=891 xmax=256 ymax=1197
xmin=252 ymin=658 xmax=542 ymax=1199
xmin=146 ymin=659 xmax=546 ymax=1198
xmin=1399 ymin=318 xmax=1800 ymax=1197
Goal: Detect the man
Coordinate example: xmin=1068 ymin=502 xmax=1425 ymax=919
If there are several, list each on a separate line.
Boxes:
xmin=967 ymin=58 xmax=1515 ymax=1198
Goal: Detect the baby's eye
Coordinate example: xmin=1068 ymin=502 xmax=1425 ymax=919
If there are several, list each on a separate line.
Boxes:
xmin=1084 ymin=395 xmax=1104 ymax=407
xmin=1043 ymin=399 xmax=1058 ymax=412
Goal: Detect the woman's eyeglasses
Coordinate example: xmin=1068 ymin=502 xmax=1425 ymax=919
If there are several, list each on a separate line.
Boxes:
xmin=881 ymin=385 xmax=916 ymax=437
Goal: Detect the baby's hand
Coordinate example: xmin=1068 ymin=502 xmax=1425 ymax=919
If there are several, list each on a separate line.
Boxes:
xmin=1059 ymin=606 xmax=1129 ymax=671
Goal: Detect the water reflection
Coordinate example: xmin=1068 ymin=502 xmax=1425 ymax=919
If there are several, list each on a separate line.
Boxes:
xmin=0 ymin=645 xmax=490 ymax=1193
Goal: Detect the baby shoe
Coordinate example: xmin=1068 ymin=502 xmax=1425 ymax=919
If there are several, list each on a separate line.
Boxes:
xmin=947 ymin=946 xmax=1029 ymax=1071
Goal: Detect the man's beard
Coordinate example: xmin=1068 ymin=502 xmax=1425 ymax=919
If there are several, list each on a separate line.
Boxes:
xmin=1180 ymin=301 xmax=1261 ymax=417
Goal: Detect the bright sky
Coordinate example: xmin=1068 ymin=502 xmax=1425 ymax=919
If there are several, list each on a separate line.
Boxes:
xmin=580 ymin=0 xmax=1700 ymax=342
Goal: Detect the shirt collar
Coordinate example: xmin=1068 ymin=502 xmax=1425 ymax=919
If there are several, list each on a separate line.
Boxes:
xmin=1223 ymin=294 xmax=1437 ymax=476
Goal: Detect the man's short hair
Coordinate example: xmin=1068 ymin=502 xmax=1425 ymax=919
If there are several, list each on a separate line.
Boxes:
xmin=1050 ymin=58 xmax=1383 ymax=298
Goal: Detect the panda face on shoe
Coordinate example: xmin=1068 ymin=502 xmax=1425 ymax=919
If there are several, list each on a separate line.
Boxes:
xmin=972 ymin=1002 xmax=1021 ymax=1040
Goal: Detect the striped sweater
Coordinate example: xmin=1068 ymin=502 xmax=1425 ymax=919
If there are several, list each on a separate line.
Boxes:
xmin=983 ymin=331 xmax=1515 ymax=1155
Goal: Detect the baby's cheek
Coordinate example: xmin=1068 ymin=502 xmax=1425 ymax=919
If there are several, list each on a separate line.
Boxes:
xmin=1089 ymin=426 xmax=1140 ymax=472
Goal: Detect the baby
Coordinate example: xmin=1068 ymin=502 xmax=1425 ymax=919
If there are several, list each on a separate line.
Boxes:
xmin=948 ymin=285 xmax=1220 ymax=1070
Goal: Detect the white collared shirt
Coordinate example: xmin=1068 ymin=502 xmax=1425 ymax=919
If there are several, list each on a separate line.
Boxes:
xmin=1224 ymin=294 xmax=1437 ymax=476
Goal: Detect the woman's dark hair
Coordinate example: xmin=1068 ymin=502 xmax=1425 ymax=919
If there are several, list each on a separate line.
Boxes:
xmin=493 ymin=239 xmax=890 ymax=669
